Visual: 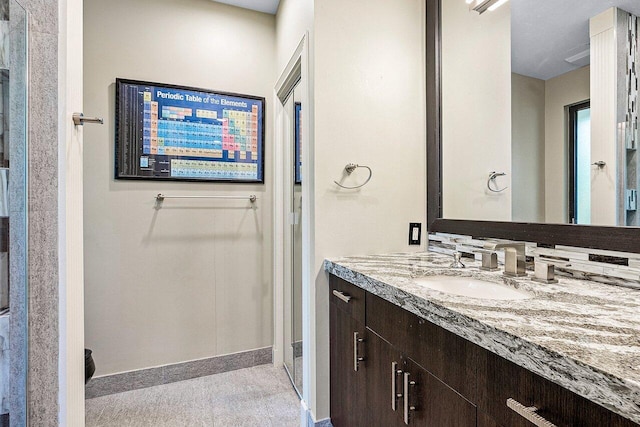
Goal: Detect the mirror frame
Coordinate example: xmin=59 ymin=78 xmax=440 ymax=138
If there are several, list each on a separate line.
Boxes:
xmin=425 ymin=0 xmax=640 ymax=253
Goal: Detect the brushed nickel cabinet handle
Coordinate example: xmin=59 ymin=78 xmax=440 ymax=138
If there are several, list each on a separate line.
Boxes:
xmin=403 ymin=372 xmax=416 ymax=425
xmin=332 ymin=289 xmax=352 ymax=303
xmin=353 ymin=332 xmax=365 ymax=371
xmin=391 ymin=361 xmax=403 ymax=411
xmin=506 ymin=398 xmax=557 ymax=427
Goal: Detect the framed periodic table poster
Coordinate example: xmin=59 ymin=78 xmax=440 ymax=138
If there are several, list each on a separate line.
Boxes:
xmin=115 ymin=78 xmax=265 ymax=183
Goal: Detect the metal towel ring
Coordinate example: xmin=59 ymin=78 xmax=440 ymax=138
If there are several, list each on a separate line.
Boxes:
xmin=487 ymin=171 xmax=508 ymax=193
xmin=334 ymin=163 xmax=373 ymax=189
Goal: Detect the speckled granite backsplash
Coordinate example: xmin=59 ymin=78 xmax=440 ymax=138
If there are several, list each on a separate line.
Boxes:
xmin=429 ymin=232 xmax=640 ymax=290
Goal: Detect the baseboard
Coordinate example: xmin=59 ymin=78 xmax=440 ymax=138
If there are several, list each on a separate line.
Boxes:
xmin=311 ymin=417 xmax=333 ymax=427
xmin=302 ymin=400 xmax=333 ymax=427
xmin=85 ymin=346 xmax=272 ymax=399
xmin=292 ymin=340 xmax=303 ymax=358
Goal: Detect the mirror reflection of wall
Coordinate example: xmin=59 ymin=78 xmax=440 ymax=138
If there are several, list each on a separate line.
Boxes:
xmin=442 ymin=0 xmax=640 ymax=227
xmin=291 ymin=86 xmax=303 ymax=394
xmin=282 ymin=81 xmax=303 ymax=397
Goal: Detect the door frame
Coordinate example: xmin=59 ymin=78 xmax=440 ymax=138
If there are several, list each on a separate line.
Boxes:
xmin=59 ymin=0 xmax=86 ymax=423
xmin=272 ymin=32 xmax=313 ymax=415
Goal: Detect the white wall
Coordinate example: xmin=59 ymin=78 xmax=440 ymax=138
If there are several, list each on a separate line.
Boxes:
xmin=512 ymin=73 xmax=545 ymax=222
xmin=442 ymin=1 xmax=511 ymax=221
xmin=313 ymin=0 xmax=425 ymax=419
xmin=590 ymin=9 xmax=619 ymax=226
xmin=83 ymin=0 xmax=276 ymax=376
xmin=544 ymin=66 xmax=590 ymax=223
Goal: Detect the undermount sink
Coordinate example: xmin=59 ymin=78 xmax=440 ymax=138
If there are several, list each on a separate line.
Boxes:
xmin=414 ymin=275 xmax=531 ymax=301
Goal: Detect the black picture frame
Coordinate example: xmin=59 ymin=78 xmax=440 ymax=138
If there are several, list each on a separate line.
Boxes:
xmin=115 ymin=78 xmax=266 ymax=184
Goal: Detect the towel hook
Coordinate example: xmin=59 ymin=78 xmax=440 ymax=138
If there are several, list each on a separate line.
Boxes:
xmin=334 ymin=163 xmax=373 ymax=189
xmin=487 ymin=171 xmax=508 ymax=193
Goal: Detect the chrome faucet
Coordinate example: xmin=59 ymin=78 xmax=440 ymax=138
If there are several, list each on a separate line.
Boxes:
xmin=483 ymin=242 xmax=527 ymax=277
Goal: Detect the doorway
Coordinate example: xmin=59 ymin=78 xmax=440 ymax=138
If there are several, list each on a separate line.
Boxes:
xmin=273 ymin=34 xmax=311 ymax=406
xmin=282 ymin=84 xmax=303 ymax=394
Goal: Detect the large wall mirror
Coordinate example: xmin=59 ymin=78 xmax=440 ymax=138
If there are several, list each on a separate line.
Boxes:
xmin=426 ymin=0 xmax=640 ymax=252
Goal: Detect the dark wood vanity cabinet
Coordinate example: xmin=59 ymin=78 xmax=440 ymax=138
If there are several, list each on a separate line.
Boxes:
xmin=329 ymin=274 xmax=640 ymax=427
xmin=329 ymin=276 xmax=474 ymax=427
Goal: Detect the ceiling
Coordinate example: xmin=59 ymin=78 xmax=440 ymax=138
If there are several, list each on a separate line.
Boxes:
xmin=512 ymin=0 xmax=640 ymax=80
xmin=211 ymin=0 xmax=280 ymax=15
xmin=210 ymin=0 xmax=640 ymax=80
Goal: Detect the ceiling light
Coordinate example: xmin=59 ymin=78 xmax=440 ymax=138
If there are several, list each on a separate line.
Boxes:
xmin=564 ymin=48 xmax=591 ymax=66
xmin=469 ymin=0 xmax=509 ymax=14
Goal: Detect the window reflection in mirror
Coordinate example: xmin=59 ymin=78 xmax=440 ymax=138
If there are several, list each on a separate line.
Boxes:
xmin=568 ymin=102 xmax=591 ymax=225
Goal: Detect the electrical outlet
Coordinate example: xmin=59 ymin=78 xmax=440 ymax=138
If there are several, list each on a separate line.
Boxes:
xmin=409 ymin=223 xmax=421 ymax=245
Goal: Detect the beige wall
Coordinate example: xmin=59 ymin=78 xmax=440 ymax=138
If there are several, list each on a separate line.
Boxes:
xmin=276 ymin=0 xmax=314 ymax=75
xmin=83 ymin=0 xmax=276 ymax=376
xmin=512 ymin=73 xmax=546 ymax=222
xmin=544 ymin=66 xmax=590 ymax=223
xmin=442 ymin=1 xmax=511 ymax=221
xmin=313 ymin=0 xmax=426 ymax=419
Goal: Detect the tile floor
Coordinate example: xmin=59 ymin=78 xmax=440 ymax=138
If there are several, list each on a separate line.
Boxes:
xmin=86 ymin=365 xmax=301 ymax=427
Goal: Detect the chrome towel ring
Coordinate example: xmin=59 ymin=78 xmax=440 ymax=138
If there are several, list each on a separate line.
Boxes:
xmin=334 ymin=163 xmax=373 ymax=189
xmin=487 ymin=171 xmax=508 ymax=193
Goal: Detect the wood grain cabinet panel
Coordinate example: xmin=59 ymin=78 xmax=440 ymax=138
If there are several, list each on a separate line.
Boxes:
xmin=329 ymin=294 xmax=366 ymax=426
xmin=365 ymin=291 xmax=478 ymax=402
xmin=365 ymin=330 xmax=405 ymax=427
xmin=476 ymin=349 xmax=534 ymax=427
xmin=477 ymin=346 xmax=639 ymax=427
xmin=402 ymin=357 xmax=476 ymax=427
xmin=330 ymin=275 xmax=365 ymax=323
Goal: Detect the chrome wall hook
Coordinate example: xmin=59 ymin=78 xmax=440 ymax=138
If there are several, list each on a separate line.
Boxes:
xmin=73 ymin=112 xmax=104 ymax=126
xmin=592 ymin=161 xmax=606 ymax=169
xmin=334 ymin=163 xmax=373 ymax=189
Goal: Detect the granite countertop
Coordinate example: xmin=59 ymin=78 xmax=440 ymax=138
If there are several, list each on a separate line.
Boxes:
xmin=324 ymin=252 xmax=640 ymax=424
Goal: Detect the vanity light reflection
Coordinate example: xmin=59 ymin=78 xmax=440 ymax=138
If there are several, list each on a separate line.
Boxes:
xmin=466 ymin=0 xmax=510 ymax=14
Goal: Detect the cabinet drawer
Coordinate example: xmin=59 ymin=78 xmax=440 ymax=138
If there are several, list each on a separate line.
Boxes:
xmin=477 ymin=349 xmax=639 ymax=427
xmin=329 ymin=275 xmax=365 ymax=324
xmin=366 ymin=292 xmax=478 ymax=402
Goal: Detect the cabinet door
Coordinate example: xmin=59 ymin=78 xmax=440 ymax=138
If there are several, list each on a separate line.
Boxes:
xmin=329 ymin=299 xmax=367 ymax=427
xmin=365 ymin=329 xmax=405 ymax=427
xmin=402 ymin=357 xmax=476 ymax=427
xmin=366 ymin=290 xmax=478 ymax=402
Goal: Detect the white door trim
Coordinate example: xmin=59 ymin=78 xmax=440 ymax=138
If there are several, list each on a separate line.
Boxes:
xmin=272 ymin=34 xmax=313 ymax=418
xmin=58 ymin=0 xmax=85 ymax=424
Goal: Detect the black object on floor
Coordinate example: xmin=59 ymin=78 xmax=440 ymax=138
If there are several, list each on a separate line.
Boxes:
xmin=1 ymin=413 xmax=9 ymax=427
xmin=85 ymin=349 xmax=96 ymax=384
